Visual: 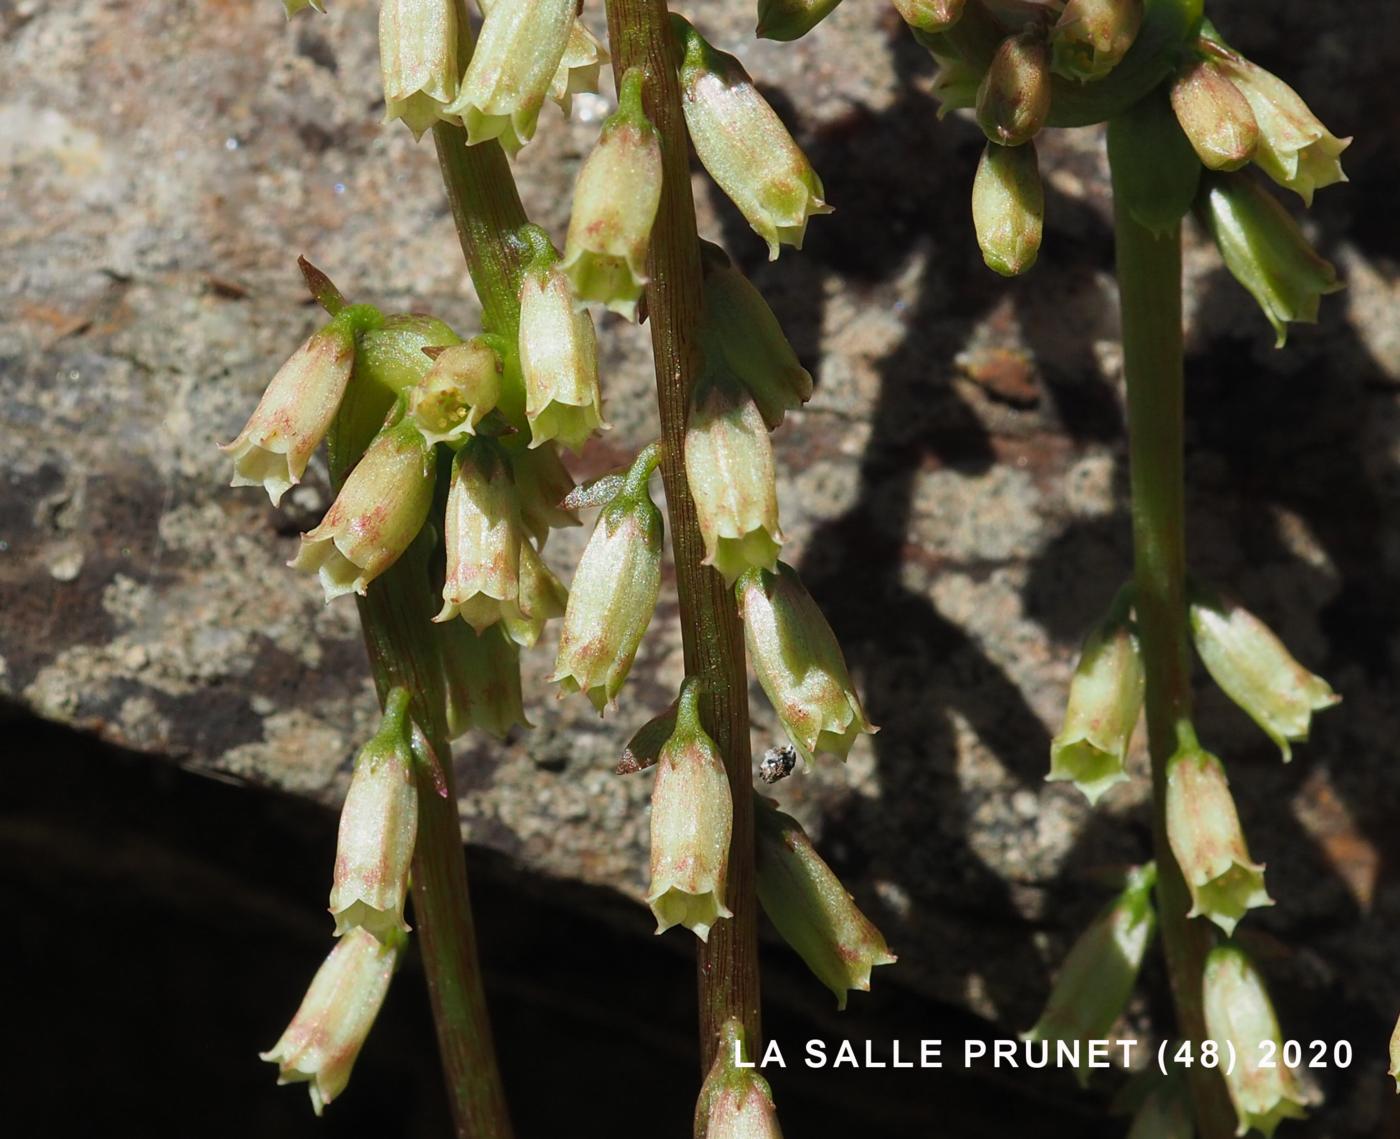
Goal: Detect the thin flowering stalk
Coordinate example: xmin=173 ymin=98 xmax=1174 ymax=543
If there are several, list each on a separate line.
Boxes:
xmin=603 ymin=0 xmax=763 ymax=1070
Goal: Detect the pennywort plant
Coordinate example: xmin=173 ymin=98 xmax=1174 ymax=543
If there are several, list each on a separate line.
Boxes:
xmin=226 ymin=0 xmax=885 ymax=1133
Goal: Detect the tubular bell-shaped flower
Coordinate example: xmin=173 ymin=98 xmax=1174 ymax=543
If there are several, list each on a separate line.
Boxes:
xmin=972 ymin=140 xmax=1044 ymax=277
xmin=436 ymin=440 xmax=524 ymax=633
xmin=647 ymin=679 xmax=734 ymax=941
xmin=1049 ymin=0 xmax=1143 ymax=83
xmin=378 ymin=0 xmax=459 ymax=139
xmin=290 ymin=419 xmax=436 ymax=602
xmin=260 ymin=926 xmax=400 ymax=1115
xmin=685 ymin=371 xmax=783 ymax=582
xmin=695 ymin=1020 xmax=784 ymax=1138
xmin=222 ymin=312 xmax=366 ymax=506
xmin=512 ymin=441 xmax=579 ymax=546
xmin=444 ymin=0 xmax=574 ymax=155
xmin=1023 ymin=864 xmax=1157 ymax=1086
xmin=674 ymin=15 xmax=831 ymax=259
xmin=551 ymin=446 xmax=664 ymax=712
xmin=1189 ymin=586 xmax=1339 ymax=762
xmin=1195 ymin=172 xmax=1342 ymax=347
xmin=329 ymin=688 xmax=418 ymax=940
xmin=550 ymin=18 xmax=608 ymax=116
xmin=502 ymin=537 xmax=568 ymax=650
xmin=562 ymin=67 xmax=663 ymax=320
xmin=1165 ymin=747 xmax=1272 ymax=935
xmin=976 ymin=30 xmax=1052 ymax=147
xmin=754 ymin=799 xmax=895 ymax=1008
xmin=737 ymin=562 xmax=875 ymax=762
xmin=437 ymin=619 xmax=530 ymax=740
xmin=518 ymin=229 xmax=606 ymax=453
xmin=1170 ymin=59 xmax=1258 ymax=172
xmin=1048 ymin=588 xmax=1144 ymax=804
xmin=699 ymin=242 xmax=813 ymax=430
xmin=407 ymin=338 xmax=502 ymax=447
xmin=1203 ymin=945 xmax=1308 ymax=1137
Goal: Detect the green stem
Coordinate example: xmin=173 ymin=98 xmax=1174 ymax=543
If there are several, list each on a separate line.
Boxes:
xmin=603 ymin=0 xmax=763 ymax=1073
xmin=1112 ymin=190 xmax=1233 ymax=1139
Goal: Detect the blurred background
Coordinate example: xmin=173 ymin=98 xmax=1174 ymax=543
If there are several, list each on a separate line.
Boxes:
xmin=3 ymin=0 xmax=1400 ymax=1134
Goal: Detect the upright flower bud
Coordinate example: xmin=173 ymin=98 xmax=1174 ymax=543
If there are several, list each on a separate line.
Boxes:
xmin=1195 ymin=172 xmax=1342 ymax=347
xmin=894 ymin=0 xmax=965 ymax=33
xmin=756 ymin=0 xmax=843 ymax=42
xmin=512 ymin=441 xmax=579 ymax=546
xmin=685 ymin=373 xmax=783 ymax=583
xmin=502 ymin=537 xmax=568 ymax=649
xmin=737 ymin=562 xmax=875 ymax=762
xmin=444 ymin=0 xmax=574 ymax=155
xmin=1210 ymin=49 xmax=1350 ymax=206
xmin=290 ymin=419 xmax=435 ymax=602
xmin=437 ymin=620 xmax=530 ymax=740
xmin=972 ymin=140 xmax=1044 ymax=277
xmin=550 ymin=19 xmax=608 ymax=116
xmin=1190 ymin=588 xmax=1339 ymax=762
xmin=1024 ymin=864 xmax=1157 ymax=1086
xmin=1170 ymin=60 xmax=1258 ymax=171
xmin=562 ymin=68 xmax=663 ymax=321
xmin=695 ymin=1020 xmax=784 ymax=1139
xmin=755 ymin=799 xmax=895 ymax=1008
xmin=407 ymin=338 xmax=502 ymax=446
xmin=1203 ymin=945 xmax=1308 ymax=1137
xmin=518 ymin=231 xmax=606 ymax=453
xmin=976 ymin=31 xmax=1052 ymax=147
xmin=675 ymin=16 xmax=832 ymax=260
xmin=260 ymin=927 xmax=399 ymax=1115
xmin=1050 ymin=0 xmax=1143 ymax=83
xmin=222 ymin=317 xmax=359 ymax=506
xmin=1047 ymin=590 xmax=1144 ymax=804
xmin=551 ymin=447 xmax=664 ymax=713
xmin=378 ymin=0 xmax=458 ymax=139
xmin=1165 ymin=748 xmax=1272 ymax=935
xmin=647 ymin=679 xmax=734 ymax=941
xmin=435 ymin=441 xmax=524 ymax=633
xmin=329 ymin=689 xmax=418 ymax=940
xmin=700 ymin=243 xmax=813 ymax=430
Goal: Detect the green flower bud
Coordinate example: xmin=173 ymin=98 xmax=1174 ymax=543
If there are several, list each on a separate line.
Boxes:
xmin=675 ymin=15 xmax=832 ymax=260
xmin=1023 ymin=864 xmax=1156 ymax=1086
xmin=437 ymin=620 xmax=530 ymax=740
xmin=549 ymin=18 xmax=608 ymax=116
xmin=551 ymin=448 xmax=664 ymax=713
xmin=972 ymin=140 xmax=1044 ymax=277
xmin=695 ymin=1020 xmax=784 ymax=1138
xmin=1210 ymin=47 xmax=1349 ymax=206
xmin=354 ymin=313 xmax=461 ymax=397
xmin=737 ymin=562 xmax=876 ymax=762
xmin=329 ymin=689 xmax=418 ymax=941
xmin=756 ymin=0 xmax=844 ymax=41
xmin=1203 ymin=945 xmax=1308 ymax=1137
xmin=685 ymin=373 xmax=783 ymax=583
xmin=894 ymin=0 xmax=965 ymax=33
xmin=444 ymin=0 xmax=574 ymax=155
xmin=647 ymin=679 xmax=734 ymax=941
xmin=436 ymin=441 xmax=525 ymax=634
xmin=407 ymin=338 xmax=502 ymax=447
xmin=290 ymin=420 xmax=436 ymax=602
xmin=1047 ymin=589 xmax=1144 ymax=804
xmin=1189 ymin=587 xmax=1339 ymax=762
xmin=518 ymin=236 xmax=606 ymax=453
xmin=1050 ymin=0 xmax=1143 ymax=83
xmin=1170 ymin=59 xmax=1258 ymax=171
xmin=502 ymin=537 xmax=568 ymax=649
xmin=699 ymin=243 xmax=813 ymax=430
xmin=512 ymin=441 xmax=580 ymax=546
xmin=1165 ymin=748 xmax=1272 ymax=935
xmin=378 ymin=0 xmax=459 ymax=139
xmin=260 ymin=926 xmax=400 ymax=1115
xmin=562 ymin=68 xmax=663 ymax=321
xmin=222 ymin=318 xmax=358 ymax=506
xmin=976 ymin=31 xmax=1052 ymax=147
xmin=1195 ymin=172 xmax=1342 ymax=347
xmin=754 ymin=799 xmax=896 ymax=1009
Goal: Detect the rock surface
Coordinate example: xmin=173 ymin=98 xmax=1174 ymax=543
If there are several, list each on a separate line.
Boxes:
xmin=3 ymin=0 xmax=1399 ymax=1133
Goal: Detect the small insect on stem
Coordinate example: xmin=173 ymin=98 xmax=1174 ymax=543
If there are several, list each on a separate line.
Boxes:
xmin=758 ymin=743 xmax=798 ymax=784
